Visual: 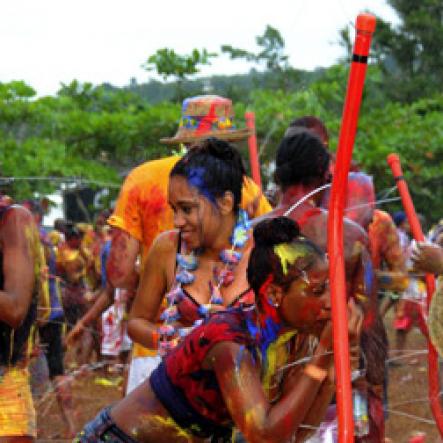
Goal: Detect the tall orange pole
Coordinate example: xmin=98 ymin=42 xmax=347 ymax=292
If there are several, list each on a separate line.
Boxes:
xmin=245 ymin=111 xmax=262 ymax=190
xmin=327 ymin=13 xmax=376 ymax=442
xmin=387 ymin=153 xmax=443 ymax=437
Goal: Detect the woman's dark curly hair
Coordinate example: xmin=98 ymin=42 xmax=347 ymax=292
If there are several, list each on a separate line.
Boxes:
xmin=170 ymin=137 xmax=245 ymax=213
xmin=274 ymin=130 xmax=330 ymax=190
xmin=247 ymin=217 xmax=325 ymax=295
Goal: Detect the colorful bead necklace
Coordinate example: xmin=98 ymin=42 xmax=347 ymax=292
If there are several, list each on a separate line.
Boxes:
xmin=158 ymin=209 xmax=250 ymax=355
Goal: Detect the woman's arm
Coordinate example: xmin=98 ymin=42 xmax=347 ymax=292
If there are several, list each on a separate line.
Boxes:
xmin=127 ymin=231 xmax=176 ymax=348
xmin=106 ymin=228 xmax=140 ymax=290
xmin=66 ymin=282 xmax=114 ymax=344
xmin=210 ymin=338 xmax=333 ymax=443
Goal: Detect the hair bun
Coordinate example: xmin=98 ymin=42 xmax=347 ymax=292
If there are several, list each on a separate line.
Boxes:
xmin=253 ymin=216 xmax=300 ymax=247
xmin=198 ymin=138 xmax=245 ymax=174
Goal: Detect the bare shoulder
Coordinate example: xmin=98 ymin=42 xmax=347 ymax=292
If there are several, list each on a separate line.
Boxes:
xmin=0 ymin=205 xmax=34 ymax=232
xmin=150 ymin=229 xmax=180 ymax=256
xmin=0 ymin=205 xmax=36 ymax=251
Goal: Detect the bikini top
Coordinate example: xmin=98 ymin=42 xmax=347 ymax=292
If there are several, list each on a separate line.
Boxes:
xmin=173 ymin=235 xmax=255 ymax=326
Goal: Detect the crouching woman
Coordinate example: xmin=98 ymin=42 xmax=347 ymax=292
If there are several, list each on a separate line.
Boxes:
xmin=75 ymin=217 xmax=362 ymax=443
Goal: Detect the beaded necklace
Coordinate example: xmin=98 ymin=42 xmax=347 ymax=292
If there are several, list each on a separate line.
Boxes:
xmin=158 ymin=209 xmax=250 ymax=355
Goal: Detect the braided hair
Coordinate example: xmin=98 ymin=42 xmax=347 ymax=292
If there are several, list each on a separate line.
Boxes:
xmin=274 ymin=131 xmax=330 ymax=190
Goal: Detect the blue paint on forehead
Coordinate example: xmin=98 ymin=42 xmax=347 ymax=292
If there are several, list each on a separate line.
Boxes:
xmin=187 ymin=167 xmax=216 ymax=203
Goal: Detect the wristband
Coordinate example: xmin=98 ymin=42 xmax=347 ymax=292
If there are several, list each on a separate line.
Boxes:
xmin=151 ymin=329 xmax=159 ymax=348
xmin=304 ymin=364 xmax=328 ymax=382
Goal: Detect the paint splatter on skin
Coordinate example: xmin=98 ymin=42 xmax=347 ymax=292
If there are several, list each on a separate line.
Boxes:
xmin=234 ymin=345 xmax=247 ymax=376
xmin=107 ymin=229 xmax=131 ymax=282
xmin=186 ymin=167 xmax=216 ymax=204
xmin=135 ymin=414 xmax=193 ymax=442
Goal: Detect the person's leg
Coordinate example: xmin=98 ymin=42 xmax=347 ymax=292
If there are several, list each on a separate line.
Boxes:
xmin=40 ymin=320 xmax=77 ymax=437
xmin=74 ymin=407 xmax=137 ymax=443
xmin=379 ymin=294 xmax=397 ymax=318
xmin=0 ymin=368 xmax=36 ymax=442
xmin=392 ymin=299 xmax=413 ymax=366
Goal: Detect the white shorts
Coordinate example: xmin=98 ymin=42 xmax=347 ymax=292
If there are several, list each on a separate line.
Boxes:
xmin=126 ymin=355 xmax=161 ymax=394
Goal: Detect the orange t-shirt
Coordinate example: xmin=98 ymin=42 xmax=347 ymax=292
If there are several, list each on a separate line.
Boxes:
xmin=108 ymin=154 xmax=272 ymax=357
xmin=108 ymin=155 xmax=271 ymax=262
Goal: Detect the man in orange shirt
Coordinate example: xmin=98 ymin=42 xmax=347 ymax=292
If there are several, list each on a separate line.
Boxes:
xmin=106 ymin=95 xmax=272 ymax=392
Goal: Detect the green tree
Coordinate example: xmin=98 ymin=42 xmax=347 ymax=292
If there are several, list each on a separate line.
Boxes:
xmin=221 ymin=25 xmax=297 ymax=89
xmin=340 ymin=0 xmax=443 ymax=102
xmin=222 ymin=25 xmax=289 ymax=72
xmin=143 ymin=48 xmax=217 ymax=101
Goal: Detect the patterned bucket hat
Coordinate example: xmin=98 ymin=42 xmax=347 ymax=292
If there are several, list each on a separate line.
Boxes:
xmin=160 ymin=95 xmax=251 ymax=144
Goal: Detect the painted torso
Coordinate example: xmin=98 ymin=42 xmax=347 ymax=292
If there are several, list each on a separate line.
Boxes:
xmin=0 ymin=205 xmax=39 ymax=366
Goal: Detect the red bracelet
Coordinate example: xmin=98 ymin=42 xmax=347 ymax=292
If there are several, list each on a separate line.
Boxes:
xmin=151 ymin=329 xmax=159 ymax=348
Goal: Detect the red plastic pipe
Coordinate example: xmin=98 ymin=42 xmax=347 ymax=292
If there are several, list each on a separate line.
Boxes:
xmin=327 ymin=13 xmax=376 ymax=442
xmin=387 ymin=153 xmax=443 ymax=437
xmin=245 ymin=111 xmax=262 ymax=190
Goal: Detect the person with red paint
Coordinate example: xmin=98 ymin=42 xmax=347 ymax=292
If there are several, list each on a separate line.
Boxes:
xmin=389 ymin=211 xmax=428 ymax=363
xmin=261 ymin=130 xmax=389 ymax=442
xmin=0 ymin=197 xmax=47 ymax=441
xmin=75 ymin=215 xmax=363 ymax=443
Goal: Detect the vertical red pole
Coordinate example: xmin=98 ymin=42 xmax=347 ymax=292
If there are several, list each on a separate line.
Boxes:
xmin=387 ymin=153 xmax=443 ymax=437
xmin=245 ymin=111 xmax=262 ymax=190
xmin=328 ymin=13 xmax=376 ymax=442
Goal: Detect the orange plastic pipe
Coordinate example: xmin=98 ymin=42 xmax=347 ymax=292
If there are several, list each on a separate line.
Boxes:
xmin=245 ymin=111 xmax=262 ymax=190
xmin=387 ymin=153 xmax=443 ymax=437
xmin=327 ymin=13 xmax=376 ymax=442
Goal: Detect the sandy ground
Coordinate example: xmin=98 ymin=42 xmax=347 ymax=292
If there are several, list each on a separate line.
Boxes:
xmin=33 ymin=315 xmax=442 ymax=442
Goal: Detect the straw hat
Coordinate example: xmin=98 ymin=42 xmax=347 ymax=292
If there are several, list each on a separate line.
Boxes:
xmin=160 ymin=95 xmax=251 ymax=145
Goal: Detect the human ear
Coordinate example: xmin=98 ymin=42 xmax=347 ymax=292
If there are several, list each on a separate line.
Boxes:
xmin=217 ymin=191 xmax=234 ymax=216
xmin=265 ymin=283 xmax=284 ymax=308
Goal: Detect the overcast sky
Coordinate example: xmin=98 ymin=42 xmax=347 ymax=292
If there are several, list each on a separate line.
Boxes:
xmin=0 ymin=0 xmax=399 ymax=97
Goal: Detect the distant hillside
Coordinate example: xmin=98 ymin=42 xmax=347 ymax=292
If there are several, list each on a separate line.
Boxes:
xmin=103 ymin=68 xmax=327 ymax=104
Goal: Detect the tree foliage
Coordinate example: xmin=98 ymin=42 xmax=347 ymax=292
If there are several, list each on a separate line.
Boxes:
xmin=143 ymin=48 xmax=217 ymax=100
xmin=1 ymin=13 xmax=442 ymax=224
xmin=222 ymin=25 xmax=288 ymax=71
xmin=341 ymin=0 xmax=443 ymax=102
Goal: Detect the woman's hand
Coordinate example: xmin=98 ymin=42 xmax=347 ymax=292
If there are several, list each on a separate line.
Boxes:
xmin=65 ymin=320 xmax=85 ymax=346
xmin=411 ymin=241 xmax=443 ymax=275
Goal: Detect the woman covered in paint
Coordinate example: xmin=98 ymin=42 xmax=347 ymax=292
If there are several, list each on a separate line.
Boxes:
xmin=76 ymin=216 xmax=363 ymax=442
xmin=261 ymin=130 xmax=388 ymax=441
xmin=127 ymin=137 xmax=255 ymax=358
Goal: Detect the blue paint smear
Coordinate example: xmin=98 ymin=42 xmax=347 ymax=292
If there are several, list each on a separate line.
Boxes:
xmin=187 ymin=167 xmax=216 ymax=203
xmin=363 ymin=255 xmax=374 ymax=298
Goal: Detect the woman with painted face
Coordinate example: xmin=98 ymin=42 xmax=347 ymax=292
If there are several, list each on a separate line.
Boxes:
xmin=76 ymin=216 xmax=363 ymax=442
xmin=259 ymin=131 xmax=388 ymax=441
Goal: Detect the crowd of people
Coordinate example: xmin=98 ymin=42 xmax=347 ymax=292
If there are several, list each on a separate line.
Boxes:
xmin=1 ymin=94 xmax=442 ymax=442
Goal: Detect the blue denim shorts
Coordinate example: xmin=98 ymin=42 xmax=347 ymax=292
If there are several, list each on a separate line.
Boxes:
xmin=74 ymin=407 xmax=137 ymax=442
